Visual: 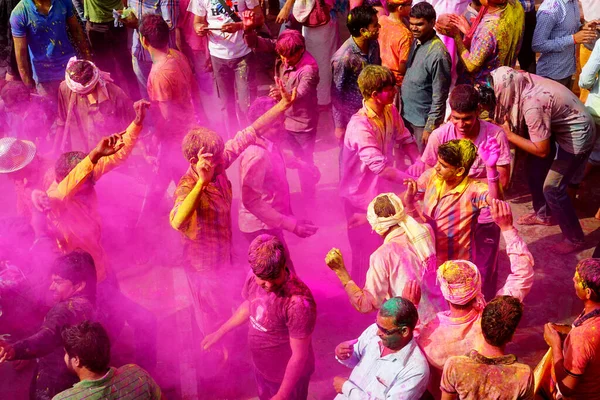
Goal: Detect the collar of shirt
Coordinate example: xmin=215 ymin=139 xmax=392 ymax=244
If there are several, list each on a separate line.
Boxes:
xmin=432 ymin=174 xmax=473 ymax=201
xmin=376 ymin=337 xmax=419 ymax=366
xmin=468 ymin=349 xmax=517 ymax=365
xmin=73 ymin=367 xmax=116 ymax=388
xmin=438 ymin=308 xmax=481 ymax=325
xmin=349 ymin=37 xmax=374 ymax=56
xmin=85 ymin=84 xmax=110 ymax=105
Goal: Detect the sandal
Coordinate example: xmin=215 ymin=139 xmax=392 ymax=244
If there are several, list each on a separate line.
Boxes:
xmin=517 ymin=212 xmax=552 ymax=226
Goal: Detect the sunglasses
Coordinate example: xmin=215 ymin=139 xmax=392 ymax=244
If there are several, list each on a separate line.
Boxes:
xmin=376 ymin=323 xmax=405 ymax=335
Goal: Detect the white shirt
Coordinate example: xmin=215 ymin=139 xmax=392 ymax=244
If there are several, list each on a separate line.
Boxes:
xmin=335 ymin=326 xmax=430 ymax=400
xmin=580 ymin=0 xmax=600 ymax=21
xmin=187 ymin=0 xmax=258 ymax=59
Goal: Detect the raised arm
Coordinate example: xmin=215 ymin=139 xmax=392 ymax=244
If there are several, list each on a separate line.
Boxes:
xmin=490 ymin=199 xmax=534 ymax=301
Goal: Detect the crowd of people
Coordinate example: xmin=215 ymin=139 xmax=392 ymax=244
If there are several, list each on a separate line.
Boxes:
xmin=0 ymin=0 xmax=599 ymax=398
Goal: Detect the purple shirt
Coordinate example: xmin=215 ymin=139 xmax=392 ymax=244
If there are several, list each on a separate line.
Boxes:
xmin=276 ymin=51 xmax=320 ymax=133
xmin=238 ymin=138 xmax=295 ymax=233
xmin=340 ymin=103 xmax=413 ymax=210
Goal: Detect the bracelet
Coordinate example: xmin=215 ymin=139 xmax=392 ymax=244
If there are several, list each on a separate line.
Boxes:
xmin=487 ymin=172 xmax=499 ymax=182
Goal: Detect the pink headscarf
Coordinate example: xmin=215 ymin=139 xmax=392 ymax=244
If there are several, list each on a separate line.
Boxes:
xmin=491 ymin=66 xmax=535 ymax=136
xmin=437 ymin=260 xmax=485 ymax=310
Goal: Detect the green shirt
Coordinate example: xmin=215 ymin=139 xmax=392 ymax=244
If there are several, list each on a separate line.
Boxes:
xmin=52 ymin=365 xmax=162 ymax=400
xmin=84 ymin=0 xmax=123 ymax=23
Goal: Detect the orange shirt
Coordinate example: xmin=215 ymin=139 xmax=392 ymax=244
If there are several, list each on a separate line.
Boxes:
xmin=46 ymin=121 xmax=142 ymax=282
xmin=563 ymin=314 xmax=600 ymax=399
xmin=378 ymin=16 xmax=413 ymax=86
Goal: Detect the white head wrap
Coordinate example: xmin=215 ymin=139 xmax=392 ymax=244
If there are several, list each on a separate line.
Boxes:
xmin=65 ymin=57 xmax=112 ymax=95
xmin=366 ymin=193 xmax=436 ymax=277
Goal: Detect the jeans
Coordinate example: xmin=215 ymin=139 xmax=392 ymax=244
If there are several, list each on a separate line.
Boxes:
xmin=474 ymin=221 xmax=501 ymax=301
xmin=518 ymin=10 xmax=537 ymax=73
xmin=525 ymin=141 xmax=556 ymax=220
xmin=344 ymin=200 xmax=383 ymax=288
xmin=86 ymin=22 xmax=140 ymax=100
xmin=543 ymin=146 xmax=589 ymax=243
xmin=97 ymin=274 xmax=158 ymax=371
xmin=285 ymin=128 xmax=319 ymax=197
xmin=405 ymin=121 xmax=425 ymax=153
xmin=211 ymin=53 xmax=255 ymax=138
xmin=255 ymin=370 xmax=311 ymax=400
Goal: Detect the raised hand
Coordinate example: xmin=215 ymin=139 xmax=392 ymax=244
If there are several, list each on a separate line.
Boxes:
xmin=133 ymin=99 xmax=151 ymax=125
xmin=479 ymin=136 xmax=500 ymax=168
xmin=195 ymin=147 xmax=215 ymax=184
xmin=31 ymin=189 xmax=51 ymax=213
xmin=407 ymin=161 xmax=426 ymax=178
xmin=490 ymin=199 xmax=513 ymax=231
xmin=90 ymin=133 xmax=126 ymax=164
xmin=275 ymin=77 xmax=297 ymax=108
xmin=325 ymin=248 xmax=345 ymax=271
xmin=402 ymin=280 xmax=422 ymax=306
xmin=403 ymin=178 xmax=418 ymax=207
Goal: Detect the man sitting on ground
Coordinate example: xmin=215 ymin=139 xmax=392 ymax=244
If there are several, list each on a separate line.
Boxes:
xmin=53 ymin=321 xmax=163 ymax=400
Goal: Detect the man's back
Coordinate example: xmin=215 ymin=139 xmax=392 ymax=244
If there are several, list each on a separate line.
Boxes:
xmin=52 ymin=364 xmax=162 ymax=400
xmin=441 ymin=350 xmax=534 ymax=400
xmin=562 ymin=314 xmax=600 ymax=399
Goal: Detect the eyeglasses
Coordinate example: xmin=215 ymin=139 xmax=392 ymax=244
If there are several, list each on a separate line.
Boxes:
xmin=376 ymin=323 xmax=405 ymax=335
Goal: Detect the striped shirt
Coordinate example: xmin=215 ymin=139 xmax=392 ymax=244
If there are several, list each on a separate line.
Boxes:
xmin=417 ymin=168 xmax=489 ymax=264
xmin=52 ymin=365 xmax=161 ymax=400
xmin=518 ymin=0 xmax=535 ymax=13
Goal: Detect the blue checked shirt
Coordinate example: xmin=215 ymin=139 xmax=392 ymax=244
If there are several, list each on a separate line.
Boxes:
xmin=518 ymin=0 xmax=535 ymax=13
xmin=129 ymin=0 xmax=178 ymax=62
xmin=532 ymin=0 xmax=581 ymax=80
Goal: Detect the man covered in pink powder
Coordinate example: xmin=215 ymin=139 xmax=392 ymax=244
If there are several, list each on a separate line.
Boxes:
xmin=201 ymin=235 xmax=316 ymax=400
xmin=238 ymin=97 xmax=318 ymax=265
xmin=325 ymin=192 xmax=442 ymax=324
xmin=415 ymin=199 xmax=534 ymax=398
xmin=339 ymin=65 xmax=419 ymax=288
xmin=169 ymin=82 xmax=297 ymax=339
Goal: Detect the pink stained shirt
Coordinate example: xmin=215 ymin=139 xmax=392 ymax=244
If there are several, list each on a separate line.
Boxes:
xmin=344 ymin=225 xmax=439 ymax=324
xmin=339 ymin=103 xmax=414 ymax=211
xmin=417 ymin=227 xmax=535 ymax=397
xmin=178 ymin=0 xmax=207 ymax=52
xmin=238 ymin=137 xmax=295 ymax=233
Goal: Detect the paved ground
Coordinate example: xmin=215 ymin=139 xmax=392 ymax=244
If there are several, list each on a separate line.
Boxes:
xmin=2 ymin=106 xmax=598 ymax=399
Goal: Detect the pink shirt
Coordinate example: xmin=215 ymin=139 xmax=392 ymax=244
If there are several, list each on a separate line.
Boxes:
xmin=238 ymin=138 xmax=295 ymax=233
xmin=340 ymin=103 xmax=413 ymax=210
xmin=417 ymin=228 xmax=535 ymax=397
xmin=178 ymin=0 xmax=207 ymax=52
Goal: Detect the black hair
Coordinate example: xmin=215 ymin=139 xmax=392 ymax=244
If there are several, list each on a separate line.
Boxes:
xmin=347 ymin=5 xmax=378 ymax=37
xmin=449 ymin=84 xmax=479 ymax=113
xmin=55 ymin=151 xmax=87 ymax=182
xmin=379 ymin=297 xmax=419 ymax=330
xmin=139 ymin=14 xmax=170 ymax=49
xmin=248 ymin=234 xmax=286 ymax=280
xmin=62 ymin=321 xmax=111 ymax=374
xmin=51 ymin=250 xmax=97 ymax=302
xmin=481 ymin=296 xmax=523 ymax=347
xmin=409 ymin=2 xmax=436 ymax=21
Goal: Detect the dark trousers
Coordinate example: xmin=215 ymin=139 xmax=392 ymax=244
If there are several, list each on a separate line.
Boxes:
xmin=554 ymin=76 xmax=573 ymax=90
xmin=405 ymin=121 xmax=426 ymax=153
xmin=525 ymin=141 xmax=556 ymax=221
xmin=474 ymin=221 xmax=501 ymax=301
xmin=285 ymin=128 xmax=319 ymax=197
xmin=211 ymin=53 xmax=255 ymax=137
xmin=518 ymin=10 xmax=537 ymax=73
xmin=344 ymin=201 xmax=382 ymax=288
xmin=97 ymin=274 xmax=158 ymax=371
xmin=255 ymin=370 xmax=311 ymax=400
xmin=86 ymin=22 xmax=140 ymax=100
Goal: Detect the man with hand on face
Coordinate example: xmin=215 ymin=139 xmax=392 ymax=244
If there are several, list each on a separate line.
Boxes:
xmin=201 ymin=235 xmax=316 ymax=400
xmin=401 ymin=1 xmax=452 ymax=151
xmin=0 ymin=251 xmax=97 ymax=400
xmin=333 ymin=297 xmax=429 ymax=399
